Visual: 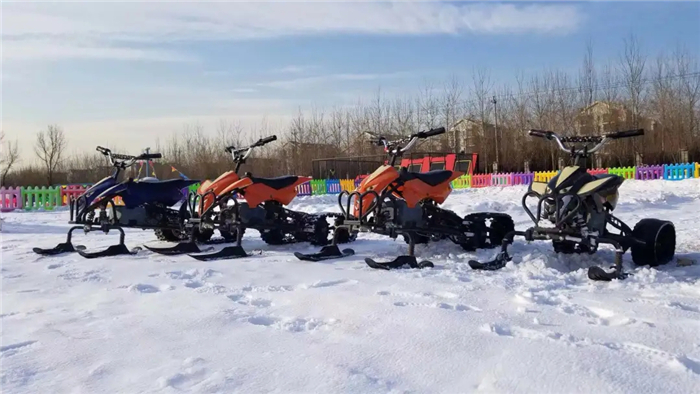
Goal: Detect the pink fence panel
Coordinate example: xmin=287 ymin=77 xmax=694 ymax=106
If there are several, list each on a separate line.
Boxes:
xmin=0 ymin=187 xmax=22 ymax=212
xmin=587 ymin=168 xmax=608 ymax=176
xmin=491 ymin=173 xmax=512 ymax=187
xmin=61 ymin=185 xmax=88 ymax=205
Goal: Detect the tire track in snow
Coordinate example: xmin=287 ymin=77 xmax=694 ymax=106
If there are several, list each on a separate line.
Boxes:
xmin=481 ymin=322 xmax=700 ymax=376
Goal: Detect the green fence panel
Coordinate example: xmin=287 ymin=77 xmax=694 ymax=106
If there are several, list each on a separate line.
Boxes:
xmin=310 ymin=180 xmax=327 ymax=195
xmin=451 ymin=175 xmax=471 ymax=189
xmin=22 ymin=186 xmax=61 ymax=210
xmin=608 ymin=166 xmax=636 ymax=180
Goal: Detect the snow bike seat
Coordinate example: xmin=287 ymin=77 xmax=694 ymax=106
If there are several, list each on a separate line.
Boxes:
xmin=400 ymin=169 xmax=454 ymax=187
xmin=132 ymin=178 xmax=198 ymax=189
xmin=137 ymin=177 xmax=160 ymax=183
xmin=593 ymin=173 xmax=621 ymax=180
xmin=249 ymin=176 xmax=300 ymax=190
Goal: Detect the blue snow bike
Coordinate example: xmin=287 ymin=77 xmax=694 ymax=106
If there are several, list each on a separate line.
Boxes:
xmin=33 ymin=146 xmax=201 ymax=258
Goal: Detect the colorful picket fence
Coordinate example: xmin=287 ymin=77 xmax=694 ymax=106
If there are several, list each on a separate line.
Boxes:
xmin=0 ymin=187 xmax=22 ymax=212
xmin=1 ymin=161 xmax=698 ymax=212
xmin=663 ymin=163 xmax=696 ymax=181
xmin=534 ymin=171 xmax=558 ymax=183
xmin=608 ymin=166 xmax=636 ymax=180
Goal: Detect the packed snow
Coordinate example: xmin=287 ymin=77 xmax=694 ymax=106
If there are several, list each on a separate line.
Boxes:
xmin=2 ymin=179 xmax=700 ymax=393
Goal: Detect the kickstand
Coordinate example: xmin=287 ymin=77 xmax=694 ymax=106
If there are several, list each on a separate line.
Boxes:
xmin=588 ymin=251 xmax=629 ymax=281
xmin=77 ymin=227 xmax=139 ymax=259
xmin=365 ymin=232 xmax=433 ymax=270
xmin=33 ymin=226 xmax=86 ymax=256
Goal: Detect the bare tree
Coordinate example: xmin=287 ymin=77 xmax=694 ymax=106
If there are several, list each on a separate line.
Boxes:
xmin=441 ymin=75 xmax=464 ymax=152
xmin=600 ymin=60 xmax=620 ymax=103
xmin=619 ymin=34 xmax=647 ymax=128
xmin=470 ymin=67 xmax=495 ymax=171
xmin=1 ymin=132 xmax=21 ymax=185
xmin=578 ymin=39 xmax=597 ymax=106
xmin=34 ymin=125 xmax=67 ymax=185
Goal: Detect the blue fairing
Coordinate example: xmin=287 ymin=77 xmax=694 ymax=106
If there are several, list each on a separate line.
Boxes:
xmin=92 ymin=179 xmax=200 ymax=209
xmin=81 ymin=176 xmax=118 ymax=207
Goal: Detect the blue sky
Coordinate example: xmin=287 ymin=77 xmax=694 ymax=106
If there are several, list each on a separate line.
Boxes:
xmin=3 ymin=1 xmax=699 ymax=159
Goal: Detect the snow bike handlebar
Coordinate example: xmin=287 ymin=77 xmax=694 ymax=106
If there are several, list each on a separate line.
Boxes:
xmin=225 ymin=135 xmax=277 ymax=165
xmin=527 ymin=129 xmax=644 ymax=156
xmin=96 ymin=146 xmax=162 ymax=168
xmin=370 ymin=127 xmax=446 ymax=156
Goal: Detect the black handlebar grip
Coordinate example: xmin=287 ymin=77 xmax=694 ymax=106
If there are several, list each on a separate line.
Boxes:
xmin=416 ymin=127 xmax=446 ymax=138
xmin=225 ymin=146 xmax=235 ymax=153
xmin=111 ymin=153 xmax=136 ymax=160
xmin=425 ymin=127 xmax=446 ymax=136
xmin=261 ymin=135 xmax=277 ymax=144
xmin=96 ymin=146 xmax=110 ymax=154
xmin=139 ymin=153 xmax=162 ymax=160
xmin=605 ymin=129 xmax=644 ymax=139
xmin=528 ymin=129 xmax=554 ymax=139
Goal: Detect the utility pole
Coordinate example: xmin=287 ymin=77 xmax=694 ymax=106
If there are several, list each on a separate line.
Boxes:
xmin=144 ymin=147 xmax=150 ymax=178
xmin=492 ymin=96 xmax=499 ymax=169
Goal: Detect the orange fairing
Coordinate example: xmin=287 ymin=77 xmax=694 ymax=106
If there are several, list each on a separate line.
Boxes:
xmin=352 ymin=166 xmax=464 ymax=217
xmin=221 ymin=176 xmax=312 ymax=208
xmin=197 ymin=170 xmax=240 ymax=213
xmin=353 ymin=165 xmax=401 ymax=217
xmin=401 ymin=170 xmax=463 ymax=207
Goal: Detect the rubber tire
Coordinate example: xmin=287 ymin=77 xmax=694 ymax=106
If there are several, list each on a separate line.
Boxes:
xmin=261 ymin=229 xmax=286 ymax=245
xmin=309 ymin=217 xmax=331 ymax=246
xmin=154 ymin=229 xmax=186 ymax=242
xmin=553 ymin=241 xmax=592 ymax=254
xmin=332 ymin=216 xmax=357 ymax=244
xmin=402 ymin=233 xmax=430 ymax=245
xmin=219 ymin=229 xmax=238 ymax=242
xmin=631 ymin=218 xmax=675 ymax=267
xmin=486 ymin=215 xmax=515 ymax=249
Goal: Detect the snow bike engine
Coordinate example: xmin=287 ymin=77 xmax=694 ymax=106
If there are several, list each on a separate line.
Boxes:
xmin=522 ymin=188 xmax=583 ymax=227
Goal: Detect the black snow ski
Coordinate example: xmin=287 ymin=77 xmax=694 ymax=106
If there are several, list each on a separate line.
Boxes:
xmin=294 ymin=245 xmax=355 ymax=262
xmin=468 ymin=251 xmax=510 ymax=271
xmin=365 ymin=255 xmax=434 ymax=270
xmin=144 ymin=242 xmax=205 ymax=255
xmin=587 ymin=266 xmax=629 ymax=281
xmin=77 ymin=245 xmax=142 ymax=259
xmin=33 ymin=243 xmax=86 ymax=255
xmin=188 ymin=245 xmax=249 ymax=261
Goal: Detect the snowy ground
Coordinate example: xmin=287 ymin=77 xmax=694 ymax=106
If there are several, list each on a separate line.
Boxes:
xmin=2 ymin=179 xmax=700 ymax=393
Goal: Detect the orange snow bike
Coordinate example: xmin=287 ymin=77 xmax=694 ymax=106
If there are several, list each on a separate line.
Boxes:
xmin=294 ymin=127 xmax=514 ymax=270
xmin=145 ymin=135 xmax=354 ymax=261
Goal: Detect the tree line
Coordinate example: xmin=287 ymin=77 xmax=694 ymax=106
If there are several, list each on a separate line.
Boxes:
xmin=2 ymin=36 xmax=699 ymax=186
